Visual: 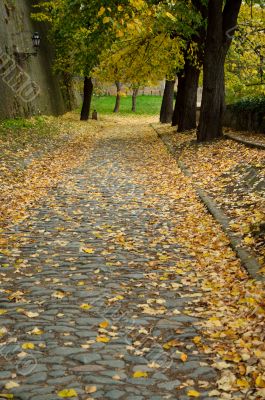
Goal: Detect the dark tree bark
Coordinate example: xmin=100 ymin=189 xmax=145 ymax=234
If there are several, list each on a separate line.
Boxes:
xmin=80 ymin=76 xmax=93 ymax=121
xmin=197 ymin=0 xmax=242 ymax=141
xmin=172 ymin=62 xmax=199 ymax=131
xmin=177 ymin=61 xmax=200 ymax=132
xmin=171 ymin=0 xmax=207 ymax=129
xmin=113 ymin=81 xmax=122 ymax=113
xmin=160 ymin=80 xmax=175 ymax=123
xmin=172 ymin=72 xmax=185 ymax=127
xmin=132 ymin=87 xmax=139 ymax=112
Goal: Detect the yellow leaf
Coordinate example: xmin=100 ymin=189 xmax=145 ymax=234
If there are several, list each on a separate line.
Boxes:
xmin=98 ymin=6 xmax=105 ymax=16
xmin=103 ymin=16 xmax=110 ymax=24
xmin=133 ymin=371 xmax=148 ymax=378
xmin=236 ymin=379 xmax=250 ymax=389
xmin=163 ymin=339 xmax=181 ymax=350
xmin=108 ymin=295 xmax=124 ymax=302
xmin=193 ymin=336 xmax=201 ymax=344
xmin=129 ymin=0 xmax=145 ymax=10
xmin=180 ymin=353 xmax=188 ymax=362
xmin=208 ymin=317 xmax=222 ymax=327
xmin=243 ymin=236 xmax=255 ymax=245
xmin=175 ymin=268 xmax=184 ymax=274
xmin=256 ymin=376 xmax=265 ymax=388
xmin=159 ymin=255 xmax=169 ymax=262
xmin=5 ymin=382 xmax=20 ymax=390
xmin=22 ymin=343 xmax=35 ymax=350
xmin=187 ymin=389 xmax=200 ymax=397
xmin=116 ymin=30 xmax=124 ymax=38
xmin=165 ymin=11 xmax=176 ymax=21
xmin=58 ymin=389 xmax=78 ymax=398
xmin=0 ymin=395 xmax=14 ymax=399
xmin=96 ymin=336 xmax=110 ymax=343
xmin=82 ymin=248 xmax=94 ymax=254
xmin=80 ymin=303 xmax=92 ymax=311
xmin=238 ymin=364 xmax=246 ymax=376
xmin=0 ymin=309 xmax=7 ymax=315
xmin=99 ymin=321 xmax=109 ymax=329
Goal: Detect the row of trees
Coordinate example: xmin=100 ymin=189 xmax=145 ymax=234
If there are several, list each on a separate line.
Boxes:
xmin=34 ymin=0 xmax=264 ymax=141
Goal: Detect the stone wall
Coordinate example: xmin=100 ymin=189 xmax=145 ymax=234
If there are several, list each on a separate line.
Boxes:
xmin=0 ymin=0 xmax=76 ymax=119
xmin=223 ymin=105 xmax=265 ymax=133
xmin=196 ymin=106 xmax=265 ymax=133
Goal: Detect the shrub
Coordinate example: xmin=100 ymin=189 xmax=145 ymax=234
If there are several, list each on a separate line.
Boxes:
xmin=230 ymin=94 xmax=265 ymax=113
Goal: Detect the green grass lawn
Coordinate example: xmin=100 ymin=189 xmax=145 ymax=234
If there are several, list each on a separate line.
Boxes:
xmin=91 ymin=95 xmax=162 ymax=115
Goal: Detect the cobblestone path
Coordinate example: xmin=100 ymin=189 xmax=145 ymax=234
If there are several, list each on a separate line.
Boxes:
xmin=0 ymin=122 xmax=225 ymax=399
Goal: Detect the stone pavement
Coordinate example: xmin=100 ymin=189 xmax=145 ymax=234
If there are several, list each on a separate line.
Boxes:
xmin=0 ymin=122 xmax=221 ymax=399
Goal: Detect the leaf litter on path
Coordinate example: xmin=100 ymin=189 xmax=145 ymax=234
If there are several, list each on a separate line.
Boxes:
xmin=0 ymin=114 xmax=264 ymax=399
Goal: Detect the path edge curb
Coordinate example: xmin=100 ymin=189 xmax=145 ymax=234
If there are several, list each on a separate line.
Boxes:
xmin=224 ymin=132 xmax=265 ymax=150
xmin=151 ymin=124 xmax=264 ymax=282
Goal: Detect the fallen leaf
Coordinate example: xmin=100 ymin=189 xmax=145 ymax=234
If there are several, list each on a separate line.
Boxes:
xmin=180 ymin=353 xmax=188 ymax=362
xmin=148 ymin=361 xmax=160 ymax=368
xmin=80 ymin=304 xmax=92 ymax=311
xmin=22 ymin=343 xmax=35 ymax=350
xmin=58 ymin=389 xmax=78 ymax=398
xmin=0 ymin=327 xmax=8 ymax=337
xmin=236 ymin=378 xmax=250 ymax=389
xmin=163 ymin=339 xmax=181 ymax=350
xmin=29 ymin=327 xmax=44 ymax=335
xmin=5 ymin=382 xmax=20 ymax=390
xmin=112 ymin=375 xmax=121 ymax=380
xmin=208 ymin=390 xmax=220 ymax=396
xmin=133 ymin=371 xmax=148 ymax=378
xmin=187 ymin=389 xmax=200 ymax=397
xmin=192 ymin=336 xmax=201 ymax=345
xmin=108 ymin=295 xmax=124 ymax=302
xmin=82 ymin=248 xmax=95 ymax=254
xmin=243 ymin=236 xmax=255 ymax=245
xmin=99 ymin=321 xmax=109 ymax=329
xmin=52 ymin=291 xmax=66 ymax=299
xmin=96 ymin=336 xmax=110 ymax=343
xmin=23 ymin=311 xmax=39 ymax=318
xmin=256 ymin=375 xmax=265 ymax=388
xmin=85 ymin=386 xmax=97 ymax=394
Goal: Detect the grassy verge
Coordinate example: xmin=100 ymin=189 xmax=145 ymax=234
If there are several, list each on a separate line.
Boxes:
xmin=0 ymin=116 xmax=61 ymax=153
xmin=90 ymin=95 xmax=162 ymax=115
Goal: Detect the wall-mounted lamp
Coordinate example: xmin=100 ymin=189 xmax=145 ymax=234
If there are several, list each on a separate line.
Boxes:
xmin=14 ymin=32 xmax=41 ymax=62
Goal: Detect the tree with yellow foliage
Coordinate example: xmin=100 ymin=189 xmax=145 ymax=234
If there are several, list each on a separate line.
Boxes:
xmin=225 ymin=2 xmax=265 ymax=102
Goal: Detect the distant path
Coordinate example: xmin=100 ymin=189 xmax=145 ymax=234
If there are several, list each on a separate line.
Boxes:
xmin=0 ymin=119 xmax=257 ymax=399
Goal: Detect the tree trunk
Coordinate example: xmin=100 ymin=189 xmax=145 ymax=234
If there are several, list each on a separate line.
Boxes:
xmin=177 ymin=62 xmax=200 ymax=132
xmin=197 ymin=0 xmax=242 ymax=141
xmin=113 ymin=81 xmax=122 ymax=113
xmin=197 ymin=52 xmax=226 ymax=140
xmin=172 ymin=73 xmax=185 ymax=127
xmin=160 ymin=80 xmax=175 ymax=123
xmin=80 ymin=76 xmax=93 ymax=121
xmin=132 ymin=87 xmax=139 ymax=112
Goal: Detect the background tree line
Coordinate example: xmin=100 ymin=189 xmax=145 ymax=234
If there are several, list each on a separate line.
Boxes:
xmin=33 ymin=0 xmax=264 ymax=141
